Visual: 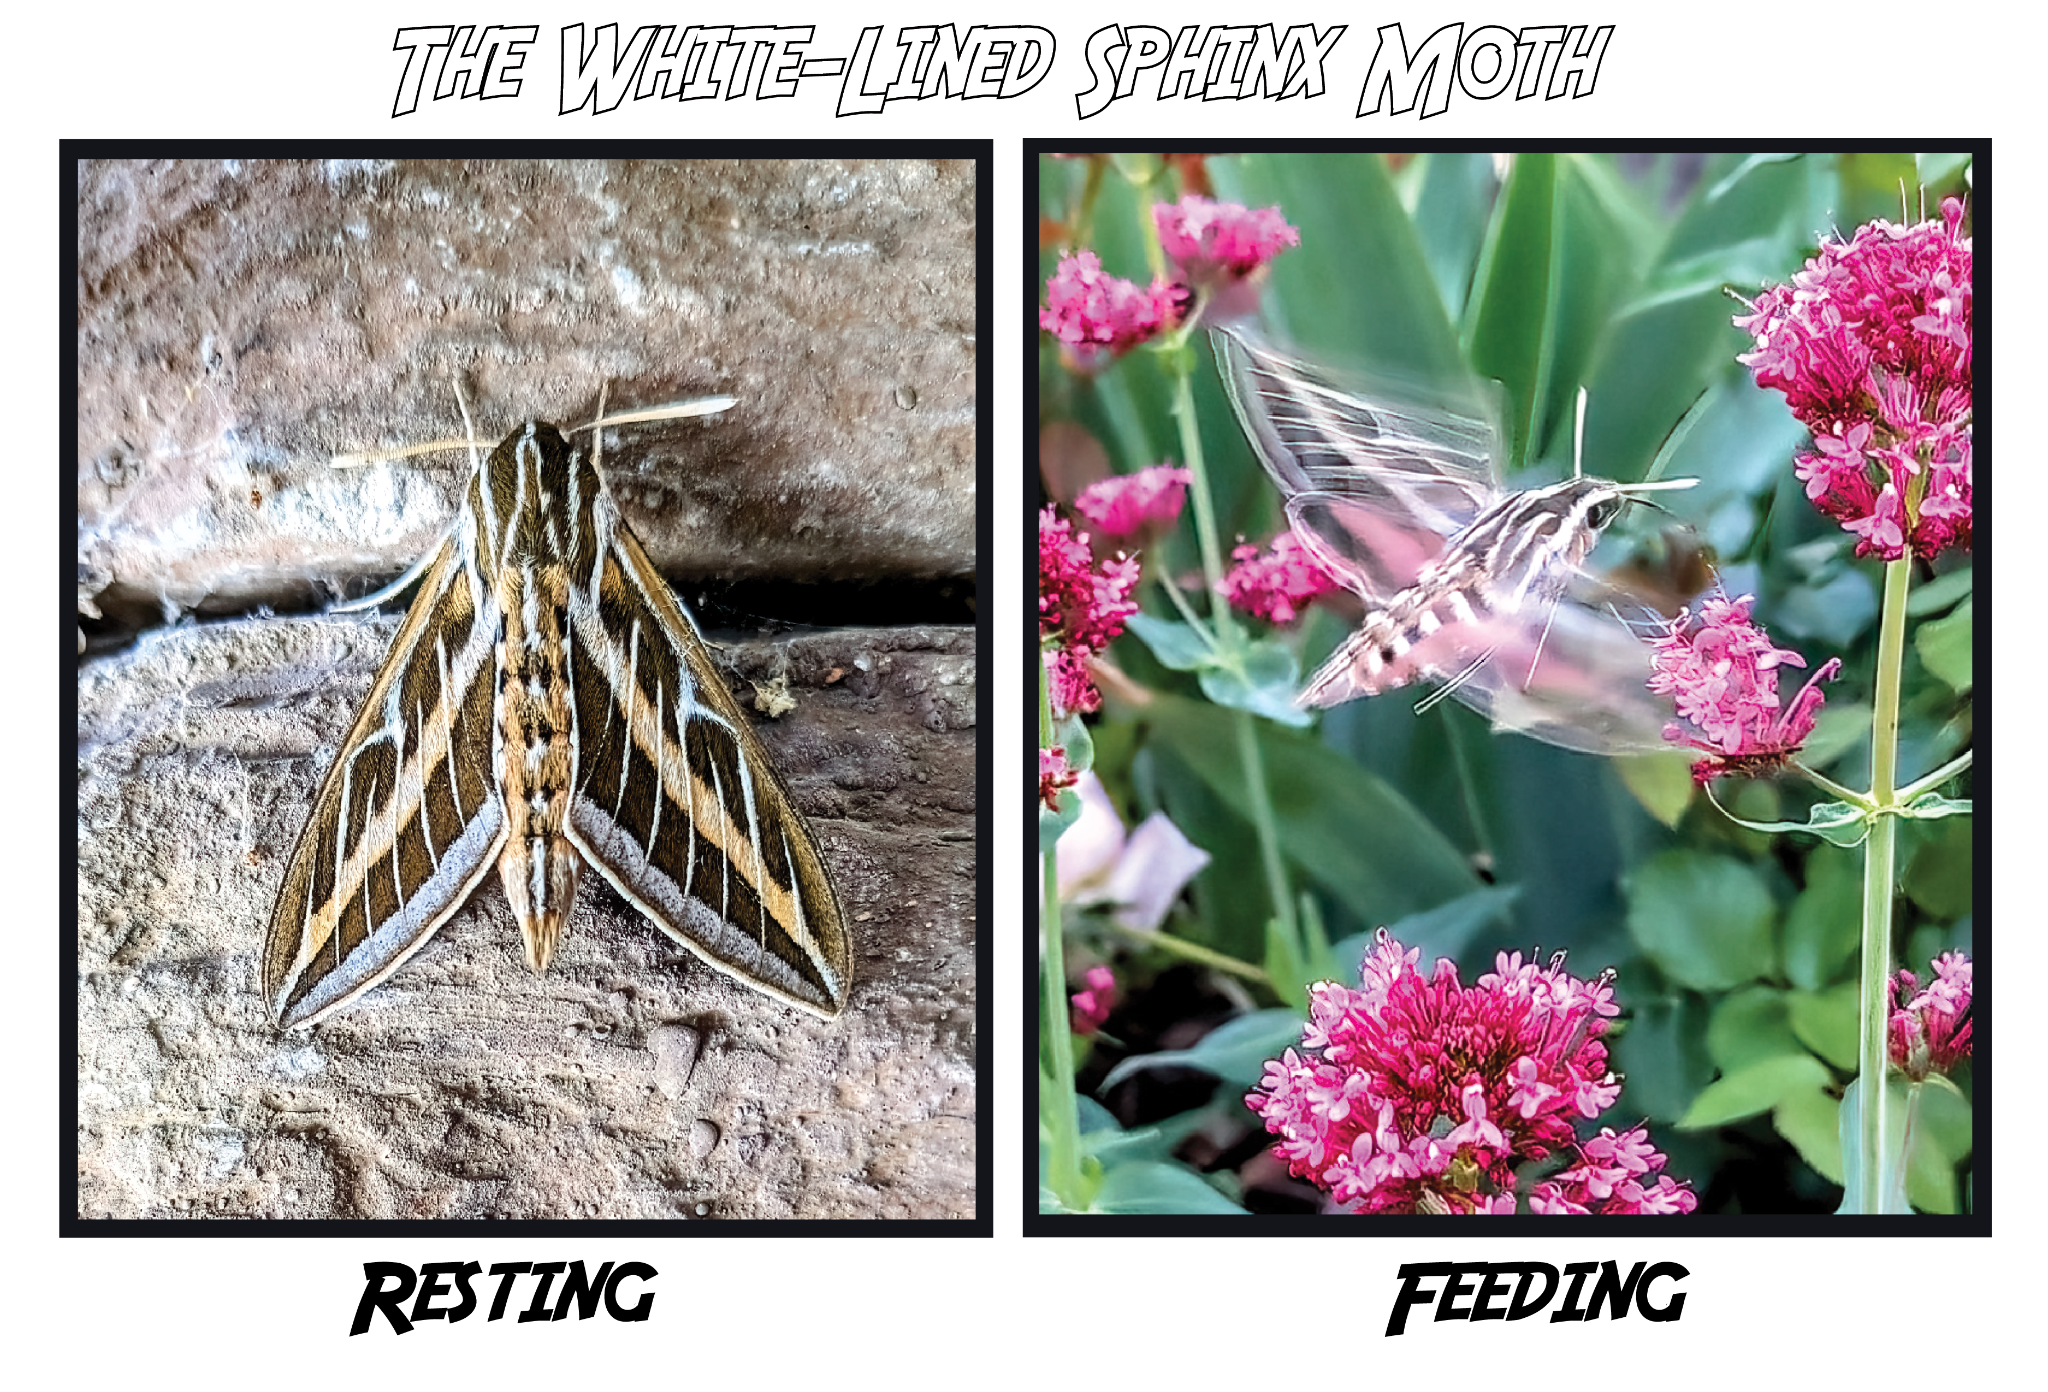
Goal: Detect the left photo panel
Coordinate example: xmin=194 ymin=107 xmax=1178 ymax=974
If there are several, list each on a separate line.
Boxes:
xmin=72 ymin=151 xmax=986 ymax=1227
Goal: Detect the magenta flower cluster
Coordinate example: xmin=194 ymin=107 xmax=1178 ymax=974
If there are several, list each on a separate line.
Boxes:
xmin=1039 ymin=746 xmax=1079 ymax=814
xmin=1734 ymin=197 xmax=1971 ymax=561
xmin=1889 ymin=951 xmax=1973 ymax=1082
xmin=1218 ymin=530 xmax=1342 ymax=625
xmin=1648 ymin=594 xmax=1841 ymax=783
xmin=1040 ymin=195 xmax=1298 ymax=365
xmin=1247 ymin=930 xmax=1697 ymax=1215
xmin=1074 ymin=464 xmax=1192 ymax=544
xmin=1039 ymin=251 xmax=1187 ymax=369
xmin=1039 ymin=507 xmax=1141 ymax=715
xmin=1156 ymin=195 xmax=1302 ymax=279
xmin=1071 ymin=965 xmax=1118 ymax=1036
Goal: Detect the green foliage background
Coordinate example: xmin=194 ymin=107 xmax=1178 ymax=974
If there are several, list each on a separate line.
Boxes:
xmin=1038 ymin=152 xmax=1973 ymax=1215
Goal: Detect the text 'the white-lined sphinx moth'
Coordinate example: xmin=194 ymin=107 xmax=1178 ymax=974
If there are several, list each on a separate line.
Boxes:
xmin=1217 ymin=328 xmax=1712 ymax=754
xmin=264 ymin=398 xmax=851 ymax=1029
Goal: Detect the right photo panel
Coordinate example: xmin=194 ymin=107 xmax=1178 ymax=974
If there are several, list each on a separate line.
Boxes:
xmin=1033 ymin=150 xmax=1977 ymax=1229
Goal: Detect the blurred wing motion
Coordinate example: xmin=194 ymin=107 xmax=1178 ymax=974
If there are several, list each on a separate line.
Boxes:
xmin=1215 ymin=328 xmax=1714 ymax=755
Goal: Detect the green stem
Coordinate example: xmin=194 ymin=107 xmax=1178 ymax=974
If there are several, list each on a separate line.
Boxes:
xmin=1856 ymin=555 xmax=1913 ymax=1212
xmin=1038 ymin=656 xmax=1083 ymax=1211
xmin=1165 ymin=343 xmax=1298 ymax=953
xmin=1793 ymin=762 xmax=1876 ymax=810
xmin=1897 ymin=749 xmax=1973 ymax=803
xmin=1110 ymin=924 xmax=1272 ymax=985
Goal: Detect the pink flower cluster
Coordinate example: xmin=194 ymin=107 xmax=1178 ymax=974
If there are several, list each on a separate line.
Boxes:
xmin=1039 ymin=251 xmax=1186 ymax=368
xmin=1889 ymin=951 xmax=1973 ymax=1082
xmin=1648 ymin=595 xmax=1840 ymax=783
xmin=1734 ymin=197 xmax=1972 ymax=561
xmin=1075 ymin=464 xmax=1191 ymax=545
xmin=1039 ymin=506 xmax=1140 ymax=715
xmin=1071 ymin=965 xmax=1119 ymax=1035
xmin=1154 ymin=195 xmax=1300 ymax=319
xmin=1040 ymin=746 xmax=1079 ymax=814
xmin=1040 ymin=196 xmax=1298 ymax=364
xmin=1218 ymin=530 xmax=1342 ymax=625
xmin=1246 ymin=930 xmax=1697 ymax=1215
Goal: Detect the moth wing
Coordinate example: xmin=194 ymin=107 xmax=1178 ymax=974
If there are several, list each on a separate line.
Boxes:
xmin=1440 ymin=597 xmax=1677 ymax=754
xmin=1440 ymin=548 xmax=1726 ymax=754
xmin=1215 ymin=327 xmax=1500 ymax=600
xmin=266 ymin=533 xmax=508 ymax=1028
xmin=564 ymin=514 xmax=851 ymax=1019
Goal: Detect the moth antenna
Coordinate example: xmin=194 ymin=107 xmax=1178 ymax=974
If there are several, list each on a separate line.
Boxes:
xmin=571 ymin=395 xmax=739 ymax=435
xmin=330 ymin=437 xmax=477 ymax=469
xmin=1573 ymin=387 xmax=1588 ymax=481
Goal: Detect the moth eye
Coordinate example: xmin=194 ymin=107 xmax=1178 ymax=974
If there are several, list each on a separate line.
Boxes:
xmin=1587 ymin=497 xmax=1623 ymax=528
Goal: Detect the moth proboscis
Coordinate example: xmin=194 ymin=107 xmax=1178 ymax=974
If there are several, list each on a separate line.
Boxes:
xmin=1216 ymin=328 xmax=1715 ymax=755
xmin=264 ymin=392 xmax=851 ymax=1029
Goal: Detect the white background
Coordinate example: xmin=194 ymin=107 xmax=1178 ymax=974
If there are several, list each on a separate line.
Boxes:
xmin=30 ymin=5 xmax=2022 ymax=1383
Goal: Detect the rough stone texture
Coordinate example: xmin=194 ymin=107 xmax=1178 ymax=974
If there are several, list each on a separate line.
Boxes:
xmin=77 ymin=615 xmax=976 ymax=1221
xmin=73 ymin=157 xmax=980 ymax=1221
xmin=77 ymin=158 xmax=978 ymax=634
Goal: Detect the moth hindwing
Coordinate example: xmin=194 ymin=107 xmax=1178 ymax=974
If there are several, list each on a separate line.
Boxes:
xmin=1216 ymin=328 xmax=1711 ymax=755
xmin=264 ymin=415 xmax=851 ymax=1028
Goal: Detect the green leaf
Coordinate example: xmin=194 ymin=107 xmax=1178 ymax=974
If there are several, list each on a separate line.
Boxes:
xmin=1704 ymin=986 xmax=1799 ymax=1073
xmin=1627 ymin=850 xmax=1778 ymax=992
xmin=1905 ymin=564 xmax=1972 ymax=618
xmin=1615 ymin=751 xmax=1698 ymax=829
xmin=1039 ymin=794 xmax=1082 ymax=854
xmin=1098 ymin=1008 xmax=1305 ymax=1093
xmin=1786 ymin=982 xmax=1860 ymax=1071
xmin=1679 ymin=1053 xmax=1831 ymax=1128
xmin=1125 ymin=611 xmax=1213 ymax=671
xmin=1903 ymin=812 xmax=1973 ymax=919
xmin=1610 ymin=993 xmax=1716 ymax=1124
xmin=1088 ymin=1161 xmax=1248 ymax=1214
xmin=1900 ymin=793 xmax=1971 ymax=822
xmin=1773 ymin=1084 xmax=1844 ymax=1184
xmin=1917 ymin=598 xmax=1973 ymax=693
xmin=1374 ymin=883 xmax=1524 ymax=963
xmin=1914 ymin=152 xmax=1974 ymax=188
xmin=1196 ymin=638 xmax=1313 ymax=727
xmin=1775 ymin=567 xmax=1880 ymax=650
xmin=1055 ymin=716 xmax=1094 ymax=772
xmin=1148 ymin=694 xmax=1479 ymax=923
xmin=1781 ymin=845 xmax=1861 ymax=991
xmin=1213 ymin=154 xmax=1466 ymax=383
xmin=1714 ymin=797 xmax=1874 ymax=847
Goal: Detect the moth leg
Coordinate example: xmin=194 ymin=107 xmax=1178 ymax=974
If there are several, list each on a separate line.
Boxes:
xmin=1523 ymin=600 xmax=1564 ymax=690
xmin=1414 ymin=646 xmax=1498 ymax=716
xmin=331 ymin=529 xmax=453 ymax=614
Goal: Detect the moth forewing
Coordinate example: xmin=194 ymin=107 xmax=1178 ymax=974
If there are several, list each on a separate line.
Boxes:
xmin=264 ymin=412 xmax=851 ymax=1029
xmin=1215 ymin=327 xmax=1501 ymax=601
xmin=1215 ymin=328 xmax=1714 ymax=756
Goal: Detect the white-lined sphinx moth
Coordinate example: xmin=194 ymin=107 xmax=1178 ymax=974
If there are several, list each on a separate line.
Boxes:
xmin=264 ymin=402 xmax=851 ymax=1028
xmin=1217 ymin=329 xmax=1711 ymax=754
